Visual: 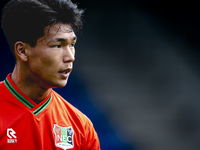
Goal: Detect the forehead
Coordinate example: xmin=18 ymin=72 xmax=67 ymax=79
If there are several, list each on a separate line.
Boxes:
xmin=41 ymin=23 xmax=76 ymax=42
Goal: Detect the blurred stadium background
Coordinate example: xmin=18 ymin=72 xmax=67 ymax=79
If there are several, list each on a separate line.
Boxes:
xmin=1 ymin=0 xmax=200 ymax=150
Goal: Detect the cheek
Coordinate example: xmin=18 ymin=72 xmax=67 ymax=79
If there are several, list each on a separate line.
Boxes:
xmin=40 ymin=55 xmax=61 ymax=71
xmin=29 ymin=52 xmax=61 ymax=74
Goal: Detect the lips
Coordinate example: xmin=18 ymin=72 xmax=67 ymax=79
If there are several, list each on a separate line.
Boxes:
xmin=59 ymin=68 xmax=72 ymax=78
xmin=59 ymin=68 xmax=72 ymax=74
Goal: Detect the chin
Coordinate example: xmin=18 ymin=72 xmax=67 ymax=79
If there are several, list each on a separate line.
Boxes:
xmin=54 ymin=80 xmax=68 ymax=88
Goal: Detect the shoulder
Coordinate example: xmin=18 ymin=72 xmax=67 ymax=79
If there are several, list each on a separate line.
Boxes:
xmin=0 ymin=81 xmax=5 ymax=102
xmin=0 ymin=81 xmax=8 ymax=99
xmin=51 ymin=90 xmax=92 ymax=125
xmin=0 ymin=81 xmax=4 ymax=88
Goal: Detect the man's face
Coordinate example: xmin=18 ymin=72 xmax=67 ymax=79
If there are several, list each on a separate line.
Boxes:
xmin=26 ymin=23 xmax=76 ymax=89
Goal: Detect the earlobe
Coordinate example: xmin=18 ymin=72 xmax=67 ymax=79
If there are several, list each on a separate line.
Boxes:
xmin=14 ymin=41 xmax=28 ymax=62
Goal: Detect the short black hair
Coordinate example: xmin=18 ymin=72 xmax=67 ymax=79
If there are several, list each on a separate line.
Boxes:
xmin=1 ymin=0 xmax=84 ymax=56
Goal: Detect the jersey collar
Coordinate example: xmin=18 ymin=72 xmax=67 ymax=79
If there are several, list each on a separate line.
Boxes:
xmin=4 ymin=73 xmax=52 ymax=115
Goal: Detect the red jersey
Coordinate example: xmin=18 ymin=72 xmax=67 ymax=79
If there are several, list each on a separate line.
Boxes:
xmin=0 ymin=74 xmax=100 ymax=150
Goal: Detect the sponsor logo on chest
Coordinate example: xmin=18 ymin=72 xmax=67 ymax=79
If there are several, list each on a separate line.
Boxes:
xmin=7 ymin=128 xmax=17 ymax=143
xmin=53 ymin=124 xmax=74 ymax=150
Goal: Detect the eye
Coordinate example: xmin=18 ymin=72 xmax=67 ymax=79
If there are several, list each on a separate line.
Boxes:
xmin=70 ymin=44 xmax=75 ymax=48
xmin=55 ymin=45 xmax=61 ymax=48
xmin=51 ymin=45 xmax=61 ymax=48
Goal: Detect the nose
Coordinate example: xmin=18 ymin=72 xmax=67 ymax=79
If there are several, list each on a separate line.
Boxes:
xmin=63 ymin=46 xmax=75 ymax=63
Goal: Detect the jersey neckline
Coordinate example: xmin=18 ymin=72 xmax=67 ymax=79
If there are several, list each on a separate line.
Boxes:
xmin=4 ymin=73 xmax=52 ymax=116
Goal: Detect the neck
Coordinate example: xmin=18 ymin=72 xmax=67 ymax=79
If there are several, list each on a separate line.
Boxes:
xmin=11 ymin=64 xmax=51 ymax=104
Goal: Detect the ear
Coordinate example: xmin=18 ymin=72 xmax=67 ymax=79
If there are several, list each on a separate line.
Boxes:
xmin=14 ymin=41 xmax=28 ymax=62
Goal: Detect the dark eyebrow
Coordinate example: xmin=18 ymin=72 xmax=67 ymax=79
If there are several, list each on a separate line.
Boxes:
xmin=54 ymin=36 xmax=77 ymax=42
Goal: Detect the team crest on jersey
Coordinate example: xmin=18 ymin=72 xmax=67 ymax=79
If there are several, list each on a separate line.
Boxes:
xmin=53 ymin=124 xmax=74 ymax=150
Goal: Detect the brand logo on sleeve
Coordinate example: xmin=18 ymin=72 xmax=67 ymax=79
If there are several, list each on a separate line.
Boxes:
xmin=53 ymin=124 xmax=74 ymax=150
xmin=7 ymin=128 xmax=17 ymax=143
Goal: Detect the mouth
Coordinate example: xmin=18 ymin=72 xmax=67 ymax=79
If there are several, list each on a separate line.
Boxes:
xmin=59 ymin=68 xmax=72 ymax=77
xmin=59 ymin=68 xmax=72 ymax=73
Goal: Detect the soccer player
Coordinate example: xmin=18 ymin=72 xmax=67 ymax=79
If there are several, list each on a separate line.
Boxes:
xmin=0 ymin=0 xmax=100 ymax=149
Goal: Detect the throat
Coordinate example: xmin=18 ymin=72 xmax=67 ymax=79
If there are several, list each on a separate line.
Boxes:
xmin=11 ymin=69 xmax=52 ymax=104
xmin=26 ymin=88 xmax=52 ymax=104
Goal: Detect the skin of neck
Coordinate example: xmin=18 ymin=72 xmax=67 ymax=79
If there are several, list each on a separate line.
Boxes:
xmin=11 ymin=61 xmax=51 ymax=104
